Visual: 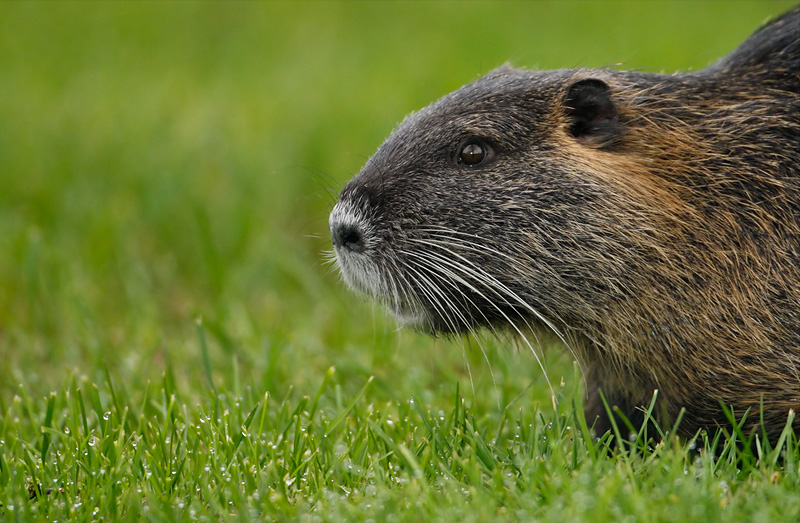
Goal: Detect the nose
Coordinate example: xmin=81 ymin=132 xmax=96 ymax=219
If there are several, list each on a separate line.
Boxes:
xmin=331 ymin=222 xmax=366 ymax=253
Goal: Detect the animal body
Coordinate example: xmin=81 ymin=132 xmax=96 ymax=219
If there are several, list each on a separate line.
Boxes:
xmin=329 ymin=7 xmax=800 ymax=438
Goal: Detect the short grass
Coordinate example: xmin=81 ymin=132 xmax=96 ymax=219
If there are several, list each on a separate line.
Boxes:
xmin=1 ymin=1 xmax=798 ymax=521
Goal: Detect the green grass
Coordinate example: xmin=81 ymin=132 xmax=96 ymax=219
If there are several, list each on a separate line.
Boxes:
xmin=1 ymin=1 xmax=799 ymax=520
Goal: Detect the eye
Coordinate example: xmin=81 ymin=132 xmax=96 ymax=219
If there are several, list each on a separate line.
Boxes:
xmin=457 ymin=140 xmax=491 ymax=167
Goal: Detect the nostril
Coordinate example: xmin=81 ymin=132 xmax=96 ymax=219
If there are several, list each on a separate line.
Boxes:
xmin=333 ymin=223 xmax=366 ymax=253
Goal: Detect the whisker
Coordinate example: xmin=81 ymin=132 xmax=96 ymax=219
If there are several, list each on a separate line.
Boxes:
xmin=402 ymin=255 xmax=501 ymax=404
xmin=408 ymin=238 xmax=567 ymax=341
xmin=408 ymin=234 xmax=585 ymax=371
xmin=404 ymin=248 xmax=555 ymax=398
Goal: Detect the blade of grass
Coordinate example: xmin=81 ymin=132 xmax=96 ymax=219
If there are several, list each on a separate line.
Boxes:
xmin=40 ymin=392 xmax=56 ymax=463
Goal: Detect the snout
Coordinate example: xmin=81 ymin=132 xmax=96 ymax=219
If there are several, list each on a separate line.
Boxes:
xmin=328 ymin=200 xmax=385 ymax=298
xmin=329 ymin=199 xmax=371 ymax=254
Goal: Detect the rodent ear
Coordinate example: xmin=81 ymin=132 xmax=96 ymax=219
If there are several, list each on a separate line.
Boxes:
xmin=564 ymin=78 xmax=621 ymax=148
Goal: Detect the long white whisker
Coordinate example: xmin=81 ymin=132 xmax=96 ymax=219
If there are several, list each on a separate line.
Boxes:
xmin=408 ymin=235 xmax=580 ymax=358
xmin=410 ymin=238 xmax=588 ymax=395
xmin=404 ymin=261 xmax=482 ymax=401
xmin=412 ymin=234 xmax=582 ymax=343
xmin=402 ymin=262 xmax=461 ymax=335
xmin=404 ymin=248 xmax=555 ymax=399
xmin=402 ymin=255 xmax=501 ymax=405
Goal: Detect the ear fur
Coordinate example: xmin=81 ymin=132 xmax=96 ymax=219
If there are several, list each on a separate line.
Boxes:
xmin=564 ymin=78 xmax=622 ymax=148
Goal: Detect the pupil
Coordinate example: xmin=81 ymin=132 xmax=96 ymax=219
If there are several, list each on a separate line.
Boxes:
xmin=462 ymin=143 xmax=484 ymax=165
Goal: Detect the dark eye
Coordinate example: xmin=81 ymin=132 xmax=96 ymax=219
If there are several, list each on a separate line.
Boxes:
xmin=458 ymin=140 xmax=490 ymax=166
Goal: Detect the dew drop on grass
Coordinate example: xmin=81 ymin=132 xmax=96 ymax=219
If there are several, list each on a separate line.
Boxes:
xmin=103 ymin=412 xmax=110 ymax=421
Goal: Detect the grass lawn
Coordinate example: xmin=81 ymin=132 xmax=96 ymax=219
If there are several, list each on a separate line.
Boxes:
xmin=1 ymin=1 xmax=799 ymax=520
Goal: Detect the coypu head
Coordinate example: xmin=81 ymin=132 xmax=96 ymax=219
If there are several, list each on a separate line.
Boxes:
xmin=330 ymin=67 xmax=632 ymax=337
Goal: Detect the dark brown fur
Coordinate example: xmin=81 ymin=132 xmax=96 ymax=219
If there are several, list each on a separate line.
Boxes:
xmin=330 ymin=7 xmax=800 ymax=439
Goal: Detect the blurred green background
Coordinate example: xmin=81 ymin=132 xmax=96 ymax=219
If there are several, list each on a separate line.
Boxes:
xmin=0 ymin=1 xmax=794 ymax=405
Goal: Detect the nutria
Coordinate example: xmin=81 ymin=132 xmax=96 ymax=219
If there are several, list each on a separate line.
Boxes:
xmin=329 ymin=6 xmax=800 ymax=439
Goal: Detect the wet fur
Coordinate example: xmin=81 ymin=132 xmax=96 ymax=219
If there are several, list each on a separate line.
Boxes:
xmin=330 ymin=7 xmax=800 ymax=438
